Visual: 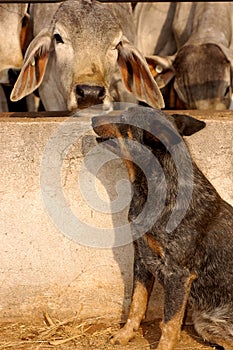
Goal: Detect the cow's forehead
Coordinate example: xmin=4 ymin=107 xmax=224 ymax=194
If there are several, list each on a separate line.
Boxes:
xmin=54 ymin=0 xmax=121 ymax=39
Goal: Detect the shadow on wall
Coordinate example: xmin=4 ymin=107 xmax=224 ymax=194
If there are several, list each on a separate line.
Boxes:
xmin=81 ymin=133 xmax=134 ymax=322
xmin=80 ymin=130 xmax=164 ymax=323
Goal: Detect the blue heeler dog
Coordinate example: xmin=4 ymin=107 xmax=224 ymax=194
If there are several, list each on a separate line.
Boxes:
xmin=92 ymin=106 xmax=233 ymax=350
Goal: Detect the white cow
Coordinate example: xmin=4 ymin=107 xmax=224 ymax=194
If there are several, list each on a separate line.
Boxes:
xmin=134 ymin=2 xmax=176 ymax=57
xmin=11 ymin=0 xmax=164 ymax=111
xmin=0 ymin=3 xmax=29 ymax=72
xmin=135 ymin=2 xmax=233 ymax=110
xmin=0 ymin=3 xmax=29 ymax=111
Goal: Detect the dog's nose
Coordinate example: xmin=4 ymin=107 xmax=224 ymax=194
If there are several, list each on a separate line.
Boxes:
xmin=76 ymin=84 xmax=106 ymax=108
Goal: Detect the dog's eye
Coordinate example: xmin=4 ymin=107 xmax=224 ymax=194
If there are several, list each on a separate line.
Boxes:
xmin=54 ymin=33 xmax=64 ymax=44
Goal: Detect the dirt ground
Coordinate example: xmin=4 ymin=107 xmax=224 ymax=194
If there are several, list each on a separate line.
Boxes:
xmin=0 ymin=314 xmax=221 ymax=350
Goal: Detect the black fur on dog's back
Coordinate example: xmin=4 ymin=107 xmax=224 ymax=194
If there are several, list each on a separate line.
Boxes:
xmin=92 ymin=106 xmax=233 ymax=350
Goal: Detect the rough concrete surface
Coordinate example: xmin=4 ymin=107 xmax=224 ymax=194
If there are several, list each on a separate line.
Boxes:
xmin=0 ymin=110 xmax=232 ymax=328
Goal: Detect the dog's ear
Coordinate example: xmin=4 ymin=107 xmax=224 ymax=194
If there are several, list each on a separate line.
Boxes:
xmin=171 ymin=114 xmax=206 ymax=136
xmin=144 ymin=119 xmax=182 ymax=147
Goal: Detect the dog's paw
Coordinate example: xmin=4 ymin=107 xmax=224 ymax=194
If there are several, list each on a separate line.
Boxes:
xmin=110 ymin=327 xmax=135 ymax=345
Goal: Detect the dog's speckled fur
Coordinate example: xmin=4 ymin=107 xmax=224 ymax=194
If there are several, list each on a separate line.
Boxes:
xmin=92 ymin=106 xmax=233 ymax=350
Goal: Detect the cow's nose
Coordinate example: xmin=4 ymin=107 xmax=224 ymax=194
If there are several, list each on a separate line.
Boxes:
xmin=76 ymin=84 xmax=106 ymax=108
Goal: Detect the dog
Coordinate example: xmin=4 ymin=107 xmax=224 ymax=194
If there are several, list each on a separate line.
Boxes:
xmin=92 ymin=106 xmax=233 ymax=350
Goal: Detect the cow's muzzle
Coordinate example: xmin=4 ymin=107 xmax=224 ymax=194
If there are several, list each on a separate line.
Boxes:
xmin=76 ymin=84 xmax=106 ymax=108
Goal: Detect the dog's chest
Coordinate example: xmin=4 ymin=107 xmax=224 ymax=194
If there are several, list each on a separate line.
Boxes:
xmin=135 ymin=235 xmax=168 ymax=276
xmin=135 ymin=230 xmax=196 ymax=279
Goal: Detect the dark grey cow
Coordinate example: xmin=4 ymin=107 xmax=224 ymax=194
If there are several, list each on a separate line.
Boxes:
xmin=11 ymin=0 xmax=164 ymax=111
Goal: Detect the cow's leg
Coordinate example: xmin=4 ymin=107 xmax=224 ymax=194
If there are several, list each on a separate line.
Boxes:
xmin=156 ymin=271 xmax=196 ymax=350
xmin=110 ymin=243 xmax=155 ymax=345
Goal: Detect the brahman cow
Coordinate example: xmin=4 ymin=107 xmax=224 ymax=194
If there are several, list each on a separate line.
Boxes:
xmin=135 ymin=2 xmax=233 ymax=110
xmin=10 ymin=0 xmax=164 ymax=111
xmin=0 ymin=3 xmax=29 ymax=111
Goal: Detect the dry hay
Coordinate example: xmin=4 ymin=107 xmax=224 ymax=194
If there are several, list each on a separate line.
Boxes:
xmin=0 ymin=312 xmax=219 ymax=350
xmin=0 ymin=312 xmax=114 ymax=350
xmin=0 ymin=311 xmax=145 ymax=350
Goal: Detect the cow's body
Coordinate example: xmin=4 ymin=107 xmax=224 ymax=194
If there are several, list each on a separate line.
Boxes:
xmin=0 ymin=3 xmax=29 ymax=72
xmin=0 ymin=4 xmax=29 ymax=111
xmin=134 ymin=2 xmax=176 ymax=57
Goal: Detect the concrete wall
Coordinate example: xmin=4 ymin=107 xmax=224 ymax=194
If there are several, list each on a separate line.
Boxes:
xmin=0 ymin=110 xmax=232 ymax=323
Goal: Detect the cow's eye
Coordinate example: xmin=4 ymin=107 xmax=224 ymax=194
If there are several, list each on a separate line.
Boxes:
xmin=115 ymin=41 xmax=122 ymax=50
xmin=54 ymin=33 xmax=64 ymax=44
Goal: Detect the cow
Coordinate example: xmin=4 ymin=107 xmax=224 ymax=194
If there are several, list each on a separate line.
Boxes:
xmin=0 ymin=3 xmax=30 ymax=111
xmin=134 ymin=2 xmax=233 ymax=110
xmin=133 ymin=2 xmax=176 ymax=58
xmin=30 ymin=3 xmax=61 ymax=37
xmin=10 ymin=0 xmax=164 ymax=111
xmin=0 ymin=3 xmax=29 ymax=73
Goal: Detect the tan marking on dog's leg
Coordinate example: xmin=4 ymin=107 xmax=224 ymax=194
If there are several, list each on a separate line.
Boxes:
xmin=110 ymin=281 xmax=149 ymax=345
xmin=157 ymin=311 xmax=184 ymax=350
xmin=157 ymin=273 xmax=197 ymax=350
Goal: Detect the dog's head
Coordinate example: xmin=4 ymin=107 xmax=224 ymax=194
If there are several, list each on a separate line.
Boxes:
xmin=92 ymin=106 xmax=205 ymax=150
xmin=92 ymin=107 xmax=205 ymax=183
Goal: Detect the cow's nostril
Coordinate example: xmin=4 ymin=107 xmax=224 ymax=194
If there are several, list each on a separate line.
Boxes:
xmin=98 ymin=86 xmax=105 ymax=100
xmin=76 ymin=86 xmax=85 ymax=98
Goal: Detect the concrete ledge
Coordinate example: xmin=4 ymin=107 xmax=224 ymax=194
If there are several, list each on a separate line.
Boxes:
xmin=0 ymin=110 xmax=232 ymax=323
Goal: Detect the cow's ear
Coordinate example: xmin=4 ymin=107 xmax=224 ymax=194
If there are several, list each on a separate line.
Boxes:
xmin=117 ymin=36 xmax=165 ymax=109
xmin=171 ymin=114 xmax=206 ymax=136
xmin=10 ymin=29 xmax=51 ymax=102
xmin=145 ymin=55 xmax=176 ymax=89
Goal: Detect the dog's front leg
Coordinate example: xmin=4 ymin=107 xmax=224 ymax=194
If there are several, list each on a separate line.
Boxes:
xmin=111 ymin=242 xmax=155 ymax=345
xmin=157 ymin=271 xmax=196 ymax=350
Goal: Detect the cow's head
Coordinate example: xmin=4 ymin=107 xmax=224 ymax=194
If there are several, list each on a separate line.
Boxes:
xmin=146 ymin=43 xmax=233 ymax=110
xmin=10 ymin=0 xmax=164 ymax=111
